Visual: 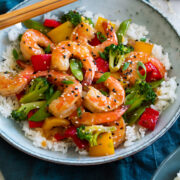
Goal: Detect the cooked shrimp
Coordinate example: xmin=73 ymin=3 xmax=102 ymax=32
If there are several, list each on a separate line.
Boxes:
xmin=83 ymin=72 xmax=125 ymax=112
xmin=69 ymin=105 xmax=128 ymax=126
xmin=20 ymin=29 xmax=55 ymax=60
xmin=70 ymin=21 xmax=118 ymax=58
xmin=121 ymin=52 xmax=166 ymax=85
xmin=33 ymin=70 xmax=82 ymax=119
xmin=51 ymin=41 xmax=96 ymax=85
xmin=107 ymin=117 xmax=126 ymax=148
xmin=0 ymin=63 xmax=34 ymax=96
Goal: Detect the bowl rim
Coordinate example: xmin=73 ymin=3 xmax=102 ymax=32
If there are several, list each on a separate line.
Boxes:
xmin=152 ymin=146 xmax=180 ymax=180
xmin=0 ymin=0 xmax=179 ymax=166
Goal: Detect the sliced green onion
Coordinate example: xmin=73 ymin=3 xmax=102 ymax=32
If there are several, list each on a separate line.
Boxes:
xmin=12 ymin=49 xmax=19 ymax=60
xmin=23 ymin=19 xmax=51 ymax=34
xmin=137 ymin=61 xmax=146 ymax=80
xmin=140 ymin=38 xmax=147 ymax=42
xmin=45 ymin=44 xmax=51 ymax=54
xmin=116 ymin=19 xmax=131 ymax=43
xmin=70 ymin=59 xmax=83 ymax=81
xmin=77 ymin=107 xmax=82 ymax=117
xmin=61 ymin=80 xmax=74 ymax=85
xmin=122 ymin=62 xmax=130 ymax=71
xmin=100 ymin=90 xmax=108 ymax=96
xmin=99 ymin=51 xmax=107 ymax=60
xmin=96 ymin=72 xmax=111 ymax=84
xmin=97 ymin=32 xmax=107 ymax=43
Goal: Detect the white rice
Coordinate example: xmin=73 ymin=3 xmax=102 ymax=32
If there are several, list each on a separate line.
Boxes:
xmin=174 ymin=171 xmax=180 ymax=180
xmin=124 ymin=125 xmax=147 ymax=147
xmin=0 ymin=95 xmax=19 ymax=118
xmin=152 ymin=44 xmax=171 ymax=70
xmin=8 ymin=23 xmax=24 ymax=42
xmin=22 ymin=121 xmax=72 ymax=153
xmin=0 ymin=9 xmax=177 ymax=153
xmin=43 ymin=13 xmax=59 ymax=21
xmin=151 ymin=77 xmax=177 ymax=113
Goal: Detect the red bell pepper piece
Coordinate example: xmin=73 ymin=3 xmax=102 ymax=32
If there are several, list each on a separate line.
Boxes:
xmin=31 ymin=54 xmax=51 ymax=72
xmin=28 ymin=121 xmax=44 ymax=128
xmin=89 ymin=34 xmax=101 ymax=46
xmin=28 ymin=109 xmax=44 ymax=128
xmin=43 ymin=19 xmax=61 ymax=28
xmin=140 ymin=62 xmax=162 ymax=82
xmin=16 ymin=91 xmax=25 ymax=101
xmin=95 ymin=57 xmax=109 ymax=73
xmin=138 ymin=108 xmax=160 ymax=131
xmin=54 ymin=126 xmax=88 ymax=149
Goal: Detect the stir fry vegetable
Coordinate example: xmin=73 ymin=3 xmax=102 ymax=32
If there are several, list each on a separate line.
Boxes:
xmin=96 ymin=72 xmax=111 ymax=83
xmin=77 ymin=125 xmax=116 ymax=147
xmin=116 ymin=19 xmax=131 ymax=43
xmin=134 ymin=41 xmax=154 ymax=55
xmin=124 ymin=80 xmax=157 ymax=124
xmin=11 ymin=101 xmax=45 ymax=121
xmin=70 ymin=59 xmax=83 ymax=81
xmin=100 ymin=44 xmax=133 ymax=72
xmin=61 ymin=10 xmax=94 ymax=27
xmin=47 ymin=21 xmax=74 ymax=43
xmin=20 ymin=77 xmax=50 ymax=103
xmin=89 ymin=132 xmax=115 ymax=156
xmin=29 ymin=90 xmax=61 ymax=122
xmin=31 ymin=54 xmax=51 ymax=72
xmin=138 ymin=108 xmax=160 ymax=130
xmin=44 ymin=19 xmax=61 ymax=28
xmin=23 ymin=19 xmax=51 ymax=34
xmin=61 ymin=10 xmax=82 ymax=26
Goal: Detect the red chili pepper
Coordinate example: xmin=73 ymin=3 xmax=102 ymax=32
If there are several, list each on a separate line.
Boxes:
xmin=95 ymin=57 xmax=109 ymax=73
xmin=140 ymin=62 xmax=162 ymax=82
xmin=54 ymin=126 xmax=88 ymax=149
xmin=31 ymin=54 xmax=51 ymax=72
xmin=138 ymin=108 xmax=159 ymax=131
xmin=43 ymin=19 xmax=61 ymax=28
xmin=27 ymin=109 xmax=44 ymax=128
xmin=89 ymin=34 xmax=101 ymax=46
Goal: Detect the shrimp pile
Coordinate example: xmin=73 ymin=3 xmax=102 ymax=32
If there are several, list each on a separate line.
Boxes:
xmin=0 ymin=12 xmax=167 ymax=156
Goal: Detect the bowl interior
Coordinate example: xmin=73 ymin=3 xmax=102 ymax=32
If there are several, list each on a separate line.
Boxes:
xmin=0 ymin=0 xmax=179 ymax=165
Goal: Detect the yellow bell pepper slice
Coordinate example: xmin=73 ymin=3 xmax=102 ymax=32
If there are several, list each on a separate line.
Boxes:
xmin=89 ymin=132 xmax=115 ymax=156
xmin=134 ymin=41 xmax=154 ymax=55
xmin=47 ymin=21 xmax=74 ymax=43
xmin=95 ymin=17 xmax=116 ymax=35
xmin=42 ymin=117 xmax=70 ymax=138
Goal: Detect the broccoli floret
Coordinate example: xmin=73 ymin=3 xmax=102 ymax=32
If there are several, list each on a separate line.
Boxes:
xmin=124 ymin=80 xmax=157 ymax=124
xmin=77 ymin=125 xmax=116 ymax=147
xmin=20 ymin=77 xmax=50 ymax=103
xmin=125 ymin=80 xmax=156 ymax=114
xmin=101 ymin=44 xmax=133 ymax=72
xmin=100 ymin=44 xmax=134 ymax=60
xmin=61 ymin=10 xmax=82 ymax=26
xmin=11 ymin=101 xmax=45 ymax=121
xmin=61 ymin=10 xmax=94 ymax=27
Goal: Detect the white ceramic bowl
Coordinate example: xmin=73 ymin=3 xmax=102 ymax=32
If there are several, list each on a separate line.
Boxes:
xmin=0 ymin=0 xmax=179 ymax=165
